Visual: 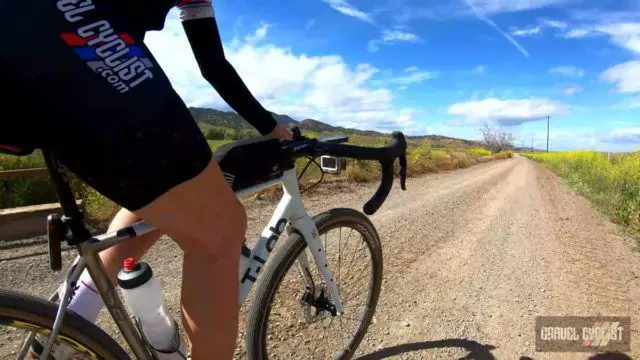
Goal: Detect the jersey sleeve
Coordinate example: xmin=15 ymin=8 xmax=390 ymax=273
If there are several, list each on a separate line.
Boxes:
xmin=176 ymin=0 xmax=215 ymax=21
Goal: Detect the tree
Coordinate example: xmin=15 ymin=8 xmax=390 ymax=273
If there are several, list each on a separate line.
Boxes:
xmin=206 ymin=128 xmax=226 ymax=140
xmin=480 ymin=124 xmax=514 ymax=153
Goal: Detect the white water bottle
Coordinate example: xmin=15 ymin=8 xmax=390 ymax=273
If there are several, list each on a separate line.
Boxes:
xmin=118 ymin=258 xmax=187 ymax=359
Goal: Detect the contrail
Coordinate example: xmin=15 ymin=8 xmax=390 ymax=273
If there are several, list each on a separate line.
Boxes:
xmin=464 ymin=0 xmax=530 ymax=58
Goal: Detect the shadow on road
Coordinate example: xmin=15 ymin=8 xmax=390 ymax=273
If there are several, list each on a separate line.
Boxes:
xmin=355 ymin=338 xmax=497 ymax=360
xmin=508 ymin=351 xmax=632 ymax=360
xmin=588 ymin=352 xmax=633 ymax=360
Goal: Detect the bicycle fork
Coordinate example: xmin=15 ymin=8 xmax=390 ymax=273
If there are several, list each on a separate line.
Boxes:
xmin=290 ymin=215 xmax=344 ymax=316
xmin=282 ymin=169 xmax=344 ymax=316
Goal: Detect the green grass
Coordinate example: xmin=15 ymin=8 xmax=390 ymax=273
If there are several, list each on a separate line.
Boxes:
xmin=208 ymin=139 xmax=233 ymax=150
xmin=0 ymin=151 xmax=54 ymax=209
xmin=524 ymin=151 xmax=640 ymax=237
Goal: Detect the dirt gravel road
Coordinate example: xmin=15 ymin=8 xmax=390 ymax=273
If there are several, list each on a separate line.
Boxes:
xmin=1 ymin=155 xmax=639 ymax=359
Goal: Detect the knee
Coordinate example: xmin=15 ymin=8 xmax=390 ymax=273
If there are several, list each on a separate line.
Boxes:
xmin=182 ymin=199 xmax=247 ymax=256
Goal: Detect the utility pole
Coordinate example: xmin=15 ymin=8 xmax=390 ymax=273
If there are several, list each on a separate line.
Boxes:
xmin=546 ymin=115 xmax=550 ymax=152
xmin=531 ymin=138 xmax=533 ymax=152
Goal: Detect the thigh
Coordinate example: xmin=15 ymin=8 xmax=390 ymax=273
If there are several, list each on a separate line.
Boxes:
xmin=0 ymin=0 xmax=213 ymax=211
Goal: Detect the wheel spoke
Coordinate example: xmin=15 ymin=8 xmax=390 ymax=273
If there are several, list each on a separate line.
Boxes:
xmin=337 ymin=227 xmax=342 ymax=285
xmin=342 ymin=237 xmax=367 ymax=282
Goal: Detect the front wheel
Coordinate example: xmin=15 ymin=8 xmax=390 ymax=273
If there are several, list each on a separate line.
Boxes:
xmin=0 ymin=289 xmax=129 ymax=359
xmin=246 ymin=208 xmax=383 ymax=360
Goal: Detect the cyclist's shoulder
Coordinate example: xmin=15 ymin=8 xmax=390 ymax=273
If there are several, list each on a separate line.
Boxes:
xmin=114 ymin=0 xmax=213 ymax=32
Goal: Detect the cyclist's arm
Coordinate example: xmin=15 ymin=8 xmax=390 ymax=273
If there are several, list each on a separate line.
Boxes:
xmin=177 ymin=1 xmax=277 ymax=136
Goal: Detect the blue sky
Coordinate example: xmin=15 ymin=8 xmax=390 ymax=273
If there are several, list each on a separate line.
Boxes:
xmin=145 ymin=0 xmax=640 ymax=151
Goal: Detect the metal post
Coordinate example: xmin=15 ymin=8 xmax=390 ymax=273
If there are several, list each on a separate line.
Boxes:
xmin=546 ymin=115 xmax=550 ymax=152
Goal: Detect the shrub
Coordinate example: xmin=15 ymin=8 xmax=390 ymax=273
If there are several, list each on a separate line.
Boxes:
xmin=346 ymin=159 xmax=379 ymax=182
xmin=524 ymin=151 xmax=640 ymax=236
xmin=450 ymin=152 xmax=474 ymax=169
xmin=467 ymin=148 xmax=492 ymax=158
xmin=495 ymin=151 xmax=513 ymax=160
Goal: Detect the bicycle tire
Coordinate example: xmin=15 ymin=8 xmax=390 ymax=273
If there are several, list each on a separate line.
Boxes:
xmin=246 ymin=208 xmax=383 ymax=360
xmin=0 ymin=288 xmax=129 ymax=359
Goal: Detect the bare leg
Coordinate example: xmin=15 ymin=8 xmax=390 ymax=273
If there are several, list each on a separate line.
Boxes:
xmin=100 ymin=208 xmax=163 ymax=284
xmin=134 ymin=157 xmax=246 ymax=360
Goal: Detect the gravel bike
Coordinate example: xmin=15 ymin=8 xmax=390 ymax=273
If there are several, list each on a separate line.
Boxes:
xmin=0 ymin=128 xmax=407 ymax=359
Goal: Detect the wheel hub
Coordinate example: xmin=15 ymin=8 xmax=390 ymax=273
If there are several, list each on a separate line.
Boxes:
xmin=300 ymin=284 xmax=338 ymax=323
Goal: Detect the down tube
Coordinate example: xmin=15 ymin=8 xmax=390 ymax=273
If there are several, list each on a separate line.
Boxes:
xmin=238 ymin=181 xmax=296 ymax=304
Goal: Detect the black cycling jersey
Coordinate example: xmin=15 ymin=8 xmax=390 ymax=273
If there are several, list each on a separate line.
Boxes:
xmin=0 ymin=0 xmax=277 ymax=210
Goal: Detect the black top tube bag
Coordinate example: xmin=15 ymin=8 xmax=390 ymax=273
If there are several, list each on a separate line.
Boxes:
xmin=214 ymin=137 xmax=289 ymax=191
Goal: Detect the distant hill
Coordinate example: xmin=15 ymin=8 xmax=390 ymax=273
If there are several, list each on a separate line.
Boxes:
xmin=188 ymin=107 xmax=480 ymax=147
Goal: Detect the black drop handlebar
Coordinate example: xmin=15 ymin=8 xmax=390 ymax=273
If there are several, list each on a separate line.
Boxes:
xmin=281 ymin=128 xmax=407 ymax=215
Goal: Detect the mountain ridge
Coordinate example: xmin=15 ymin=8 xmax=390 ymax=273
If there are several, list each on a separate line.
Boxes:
xmin=189 ymin=107 xmax=480 ymax=147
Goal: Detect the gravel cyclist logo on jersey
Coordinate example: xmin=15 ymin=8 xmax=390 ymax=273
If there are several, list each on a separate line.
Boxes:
xmin=56 ymin=0 xmax=154 ymax=93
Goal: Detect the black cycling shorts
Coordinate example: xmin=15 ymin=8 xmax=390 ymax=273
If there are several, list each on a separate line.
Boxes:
xmin=0 ymin=0 xmax=213 ymax=211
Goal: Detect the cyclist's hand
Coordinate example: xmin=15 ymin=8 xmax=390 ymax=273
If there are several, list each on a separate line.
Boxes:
xmin=266 ymin=124 xmax=293 ymax=140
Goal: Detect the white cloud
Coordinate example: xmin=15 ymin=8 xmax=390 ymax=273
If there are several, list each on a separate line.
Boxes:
xmin=367 ymin=40 xmax=380 ymax=52
xmin=596 ymin=22 xmax=640 ymax=54
xmin=381 ymin=29 xmax=421 ymax=42
xmin=245 ymin=23 xmax=271 ymax=43
xmin=391 ymin=67 xmax=439 ymax=85
xmin=596 ymin=22 xmax=640 ymax=36
xmin=368 ymin=29 xmax=422 ymax=52
xmin=561 ymin=22 xmax=640 ymax=55
xmin=463 ymin=0 xmax=530 ymax=57
xmin=549 ymin=66 xmax=585 ymax=78
xmin=322 ymin=0 xmax=373 ymax=23
xmin=447 ymin=97 xmax=570 ymax=126
xmin=145 ymin=14 xmax=424 ymax=134
xmin=509 ymin=18 xmax=566 ymax=37
xmin=603 ymin=127 xmax=640 ymax=144
xmin=305 ymin=19 xmax=316 ymax=30
xmin=473 ymin=65 xmax=487 ymax=74
xmin=601 ymin=60 xmax=640 ymax=93
xmin=564 ymin=28 xmax=591 ymax=38
xmin=540 ymin=19 xmax=567 ymax=29
xmin=464 ymin=0 xmax=563 ymax=15
xmin=511 ymin=26 xmax=542 ymax=37
xmin=562 ymin=85 xmax=583 ymax=95
xmin=397 ymin=86 xmax=408 ymax=91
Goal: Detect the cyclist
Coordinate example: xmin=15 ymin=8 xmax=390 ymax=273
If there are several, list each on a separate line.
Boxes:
xmin=1 ymin=0 xmax=291 ymax=359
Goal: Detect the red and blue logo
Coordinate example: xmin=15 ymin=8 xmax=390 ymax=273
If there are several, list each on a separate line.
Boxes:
xmin=60 ymin=32 xmax=144 ymax=60
xmin=56 ymin=0 xmax=155 ymax=94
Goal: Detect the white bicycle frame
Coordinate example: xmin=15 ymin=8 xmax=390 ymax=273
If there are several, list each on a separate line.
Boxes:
xmin=30 ymin=168 xmax=343 ymax=360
